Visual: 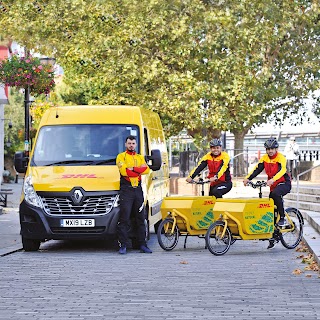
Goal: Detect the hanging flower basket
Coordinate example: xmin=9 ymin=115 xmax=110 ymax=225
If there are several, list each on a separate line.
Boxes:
xmin=0 ymin=54 xmax=55 ymax=95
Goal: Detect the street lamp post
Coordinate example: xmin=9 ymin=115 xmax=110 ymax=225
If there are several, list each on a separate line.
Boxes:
xmin=24 ymin=56 xmax=55 ymax=160
xmin=24 ymin=85 xmax=31 ymax=157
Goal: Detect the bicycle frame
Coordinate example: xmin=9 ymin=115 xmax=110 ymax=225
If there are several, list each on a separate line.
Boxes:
xmin=205 ymin=181 xmax=304 ymax=255
xmin=212 ymin=198 xmax=275 ymax=240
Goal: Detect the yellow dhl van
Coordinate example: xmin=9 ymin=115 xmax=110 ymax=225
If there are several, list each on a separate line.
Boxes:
xmin=14 ymin=105 xmax=169 ymax=251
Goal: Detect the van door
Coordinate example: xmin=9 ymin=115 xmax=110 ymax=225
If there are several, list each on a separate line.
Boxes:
xmin=143 ymin=128 xmax=161 ymax=216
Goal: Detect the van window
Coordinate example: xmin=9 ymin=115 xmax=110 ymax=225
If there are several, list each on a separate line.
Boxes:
xmin=32 ymin=124 xmax=140 ymax=166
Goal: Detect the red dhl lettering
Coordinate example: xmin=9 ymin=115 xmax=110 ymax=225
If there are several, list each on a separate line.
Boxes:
xmin=61 ymin=174 xmax=97 ymax=179
xmin=258 ymin=203 xmax=271 ymax=208
xmin=203 ymin=200 xmax=214 ymax=205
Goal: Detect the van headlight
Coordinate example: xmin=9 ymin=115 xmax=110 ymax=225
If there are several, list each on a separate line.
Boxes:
xmin=24 ymin=175 xmax=43 ymax=208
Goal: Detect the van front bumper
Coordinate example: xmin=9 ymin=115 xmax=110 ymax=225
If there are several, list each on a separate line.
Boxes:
xmin=19 ymin=200 xmax=120 ymax=241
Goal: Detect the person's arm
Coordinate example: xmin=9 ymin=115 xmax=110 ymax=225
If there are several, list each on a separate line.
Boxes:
xmin=188 ymin=160 xmax=208 ymax=180
xmin=245 ymin=157 xmax=265 ymax=180
xmin=116 ymin=153 xmax=140 ymax=177
xmin=293 ymin=144 xmax=300 ymax=155
xmin=272 ymin=154 xmax=287 ymax=181
xmin=216 ymin=152 xmax=230 ymax=179
xmin=133 ymin=155 xmax=150 ymax=175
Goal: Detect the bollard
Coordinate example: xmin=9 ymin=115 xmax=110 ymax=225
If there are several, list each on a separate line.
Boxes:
xmin=15 ymin=173 xmax=18 ymax=183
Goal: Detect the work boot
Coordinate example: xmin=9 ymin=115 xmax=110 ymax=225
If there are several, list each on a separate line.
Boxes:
xmin=140 ymin=245 xmax=152 ymax=253
xmin=119 ymin=246 xmax=127 ymax=254
xmin=277 ymin=217 xmax=288 ymax=228
xmin=267 ymin=240 xmax=275 ymax=249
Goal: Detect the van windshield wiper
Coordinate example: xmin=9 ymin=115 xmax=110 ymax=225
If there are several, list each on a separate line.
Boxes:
xmin=38 ymin=158 xmax=116 ymax=166
xmin=89 ymin=158 xmax=116 ymax=165
xmin=44 ymin=160 xmax=94 ymax=166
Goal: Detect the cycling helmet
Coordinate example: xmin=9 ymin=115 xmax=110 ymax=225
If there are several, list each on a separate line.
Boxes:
xmin=209 ymin=138 xmax=222 ymax=147
xmin=264 ymin=138 xmax=279 ymax=149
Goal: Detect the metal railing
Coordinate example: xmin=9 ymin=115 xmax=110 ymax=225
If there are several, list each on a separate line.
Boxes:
xmin=296 ymin=163 xmax=320 ymax=210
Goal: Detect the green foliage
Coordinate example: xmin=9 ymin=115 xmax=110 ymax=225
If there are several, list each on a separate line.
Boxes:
xmin=0 ymin=0 xmax=319 ymax=147
xmin=0 ymin=54 xmax=55 ymax=95
xmin=4 ymin=88 xmax=25 ymax=157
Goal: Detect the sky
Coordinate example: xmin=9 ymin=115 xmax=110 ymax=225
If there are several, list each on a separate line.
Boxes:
xmin=253 ymin=94 xmax=320 ymax=134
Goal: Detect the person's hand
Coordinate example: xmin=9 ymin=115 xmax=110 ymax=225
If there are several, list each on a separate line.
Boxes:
xmin=186 ymin=177 xmax=193 ymax=183
xmin=209 ymin=175 xmax=218 ymax=182
xmin=243 ymin=178 xmax=249 ymax=186
xmin=267 ymin=178 xmax=274 ymax=187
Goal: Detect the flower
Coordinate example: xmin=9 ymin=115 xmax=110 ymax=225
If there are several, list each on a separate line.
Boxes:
xmin=0 ymin=54 xmax=55 ymax=95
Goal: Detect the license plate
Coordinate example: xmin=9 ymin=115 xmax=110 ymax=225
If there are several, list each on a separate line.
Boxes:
xmin=60 ymin=219 xmax=95 ymax=227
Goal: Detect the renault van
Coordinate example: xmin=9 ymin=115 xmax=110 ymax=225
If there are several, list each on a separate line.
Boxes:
xmin=14 ymin=105 xmax=169 ymax=251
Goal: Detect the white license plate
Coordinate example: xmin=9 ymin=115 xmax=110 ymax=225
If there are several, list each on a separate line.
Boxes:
xmin=60 ymin=219 xmax=95 ymax=227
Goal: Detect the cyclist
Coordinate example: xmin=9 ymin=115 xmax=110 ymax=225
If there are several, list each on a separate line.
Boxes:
xmin=243 ymin=138 xmax=292 ymax=249
xmin=186 ymin=138 xmax=232 ymax=198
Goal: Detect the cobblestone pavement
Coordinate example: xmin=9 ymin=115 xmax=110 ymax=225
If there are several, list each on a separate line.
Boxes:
xmin=0 ymin=178 xmax=319 ymax=320
xmin=0 ymin=233 xmax=319 ymax=320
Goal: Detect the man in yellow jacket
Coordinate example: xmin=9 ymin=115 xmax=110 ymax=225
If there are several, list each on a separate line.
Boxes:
xmin=116 ymin=135 xmax=152 ymax=254
xmin=243 ymin=138 xmax=292 ymax=249
xmin=186 ymin=138 xmax=232 ymax=198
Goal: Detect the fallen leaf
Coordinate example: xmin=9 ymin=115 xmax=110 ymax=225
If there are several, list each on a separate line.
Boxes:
xmin=292 ymin=268 xmax=303 ymax=275
xmin=180 ymin=261 xmax=188 ymax=264
xmin=305 ymin=274 xmax=312 ymax=278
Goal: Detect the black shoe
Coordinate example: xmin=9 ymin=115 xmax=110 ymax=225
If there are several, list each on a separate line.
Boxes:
xmin=267 ymin=240 xmax=275 ymax=249
xmin=119 ymin=246 xmax=127 ymax=254
xmin=140 ymin=245 xmax=152 ymax=253
xmin=277 ymin=218 xmax=288 ymax=227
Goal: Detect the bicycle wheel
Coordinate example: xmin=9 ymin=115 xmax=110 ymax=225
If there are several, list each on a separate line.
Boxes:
xmin=157 ymin=218 xmax=179 ymax=251
xmin=280 ymin=208 xmax=303 ymax=249
xmin=205 ymin=221 xmax=231 ymax=255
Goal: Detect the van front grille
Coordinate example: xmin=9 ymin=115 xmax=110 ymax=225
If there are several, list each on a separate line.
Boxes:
xmin=41 ymin=194 xmax=118 ymax=216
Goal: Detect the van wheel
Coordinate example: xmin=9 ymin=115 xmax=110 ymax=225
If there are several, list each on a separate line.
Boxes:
xmin=22 ymin=237 xmax=41 ymax=251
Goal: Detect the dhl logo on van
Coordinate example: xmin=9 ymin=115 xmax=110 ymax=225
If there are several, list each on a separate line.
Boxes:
xmin=61 ymin=174 xmax=97 ymax=178
xmin=258 ymin=203 xmax=272 ymax=208
xmin=203 ymin=200 xmax=214 ymax=205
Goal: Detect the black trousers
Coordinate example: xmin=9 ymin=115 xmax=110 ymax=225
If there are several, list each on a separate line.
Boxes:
xmin=117 ymin=184 xmax=146 ymax=247
xmin=209 ymin=181 xmax=233 ymax=198
xmin=269 ymin=181 xmax=291 ymax=218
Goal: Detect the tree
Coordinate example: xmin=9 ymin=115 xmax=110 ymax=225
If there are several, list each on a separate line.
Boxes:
xmin=1 ymin=0 xmax=320 ymax=170
xmin=4 ymin=88 xmax=25 ymax=158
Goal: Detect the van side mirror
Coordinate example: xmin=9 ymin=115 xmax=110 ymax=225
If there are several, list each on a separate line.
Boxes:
xmin=14 ymin=151 xmax=28 ymax=174
xmin=146 ymin=149 xmax=162 ymax=171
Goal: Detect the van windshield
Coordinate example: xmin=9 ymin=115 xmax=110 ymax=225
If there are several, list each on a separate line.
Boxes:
xmin=31 ymin=124 xmax=140 ymax=166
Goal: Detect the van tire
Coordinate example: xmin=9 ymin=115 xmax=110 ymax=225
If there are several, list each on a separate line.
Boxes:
xmin=22 ymin=237 xmax=41 ymax=252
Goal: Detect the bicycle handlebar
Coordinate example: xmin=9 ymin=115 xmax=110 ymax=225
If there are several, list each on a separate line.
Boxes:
xmin=188 ymin=178 xmax=211 ymax=185
xmin=246 ymin=180 xmax=267 ymax=188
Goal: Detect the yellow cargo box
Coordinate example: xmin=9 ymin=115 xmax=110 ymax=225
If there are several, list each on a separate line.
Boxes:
xmin=213 ymin=198 xmax=274 ymax=236
xmin=161 ymin=196 xmax=216 ymax=231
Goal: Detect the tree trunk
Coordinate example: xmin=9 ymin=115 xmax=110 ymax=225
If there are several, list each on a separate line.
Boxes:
xmin=232 ymin=130 xmax=247 ymax=177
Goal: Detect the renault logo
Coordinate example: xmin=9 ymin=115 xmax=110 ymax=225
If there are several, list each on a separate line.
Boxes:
xmin=72 ymin=189 xmax=83 ymax=204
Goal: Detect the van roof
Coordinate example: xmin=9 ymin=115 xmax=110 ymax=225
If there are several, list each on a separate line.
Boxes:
xmin=40 ymin=105 xmax=157 ymax=126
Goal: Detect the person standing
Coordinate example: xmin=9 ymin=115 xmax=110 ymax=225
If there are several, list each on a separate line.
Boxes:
xmin=186 ymin=138 xmax=232 ymax=198
xmin=284 ymin=136 xmax=300 ymax=180
xmin=116 ymin=135 xmax=152 ymax=254
xmin=243 ymin=138 xmax=292 ymax=249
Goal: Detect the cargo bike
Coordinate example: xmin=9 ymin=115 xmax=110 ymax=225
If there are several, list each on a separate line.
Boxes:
xmin=205 ymin=181 xmax=304 ymax=255
xmin=157 ymin=180 xmax=304 ymax=255
xmin=157 ymin=178 xmax=215 ymax=250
